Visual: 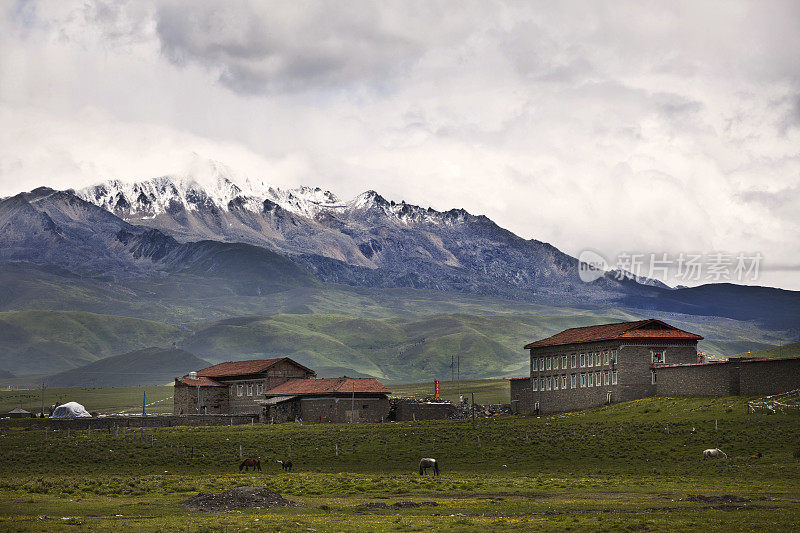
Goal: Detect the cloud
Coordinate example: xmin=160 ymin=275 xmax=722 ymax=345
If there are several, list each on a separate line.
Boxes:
xmin=1 ymin=0 xmax=800 ymax=290
xmin=153 ymin=1 xmax=471 ymax=94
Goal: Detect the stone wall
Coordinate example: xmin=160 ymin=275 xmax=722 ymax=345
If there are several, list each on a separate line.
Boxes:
xmin=509 ymin=378 xmax=532 ymax=414
xmin=300 ymin=397 xmax=390 ymax=423
xmin=394 ymin=400 xmax=456 ymax=421
xmin=656 ymin=357 xmax=800 ymax=398
xmin=655 ymin=362 xmax=733 ymax=397
xmin=173 ymin=385 xmax=229 ymax=415
xmin=5 ymin=414 xmax=258 ymax=431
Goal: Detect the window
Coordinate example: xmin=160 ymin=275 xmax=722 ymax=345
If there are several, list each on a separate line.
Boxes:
xmin=546 ymin=357 xmax=551 ymax=370
xmin=604 ymin=370 xmax=609 ymax=385
xmin=651 ymin=350 xmax=665 ymax=364
xmin=651 ymin=370 xmax=657 ymax=384
xmin=603 ymin=351 xmax=609 ymax=365
xmin=580 ymin=373 xmax=586 ymax=387
xmin=553 ymin=357 xmax=558 ymax=370
xmin=561 ymin=355 xmax=567 ymax=368
xmin=562 ymin=375 xmax=568 ymax=389
xmin=553 ymin=376 xmax=558 ymax=390
xmin=540 ymin=358 xmax=545 ymax=370
xmin=611 ymin=350 xmax=617 ymax=363
xmin=532 ymin=378 xmax=538 ymax=391
xmin=257 ymin=383 xmax=263 ymax=395
xmin=571 ymin=354 xmax=577 ymax=368
xmin=612 ymin=370 xmax=618 ymax=385
xmin=540 ymin=377 xmax=546 ymax=391
xmin=247 ymin=384 xmax=253 ymax=396
xmin=237 ymin=384 xmax=243 ymax=397
xmin=580 ymin=353 xmax=585 ymax=367
xmin=571 ymin=374 xmax=577 ymax=388
xmin=588 ymin=372 xmax=594 ymax=387
xmin=546 ymin=377 xmax=552 ymax=391
xmin=596 ymin=371 xmax=601 ymax=386
xmin=532 ymin=358 xmax=537 ymax=372
xmin=596 ymin=353 xmax=601 ymax=366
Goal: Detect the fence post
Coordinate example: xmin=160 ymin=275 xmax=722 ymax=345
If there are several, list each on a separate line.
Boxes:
xmin=335 ymin=443 xmax=338 ymax=456
xmin=477 ymin=435 xmax=481 ymax=448
xmin=239 ymin=444 xmax=242 ymax=459
xmin=715 ymin=419 xmax=718 ymax=431
xmin=433 ymin=438 xmax=435 ymax=451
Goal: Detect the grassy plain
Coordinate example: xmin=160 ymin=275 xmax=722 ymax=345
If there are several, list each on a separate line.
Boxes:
xmin=0 ymin=396 xmax=798 ymax=531
xmin=0 ymin=385 xmax=174 ymax=415
xmin=389 ymin=378 xmax=510 ymax=404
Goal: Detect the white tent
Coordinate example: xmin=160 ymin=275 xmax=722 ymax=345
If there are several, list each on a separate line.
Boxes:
xmin=51 ymin=402 xmax=92 ymax=418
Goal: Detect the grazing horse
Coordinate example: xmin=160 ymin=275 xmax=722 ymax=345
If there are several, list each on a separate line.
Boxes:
xmin=278 ymin=459 xmax=293 ymax=472
xmin=419 ymin=458 xmax=439 ymax=476
xmin=703 ymin=448 xmax=727 ymax=459
xmin=239 ymin=458 xmax=261 ymax=472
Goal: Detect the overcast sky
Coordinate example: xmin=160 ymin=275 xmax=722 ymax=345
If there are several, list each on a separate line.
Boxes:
xmin=1 ymin=1 xmax=798 ymax=289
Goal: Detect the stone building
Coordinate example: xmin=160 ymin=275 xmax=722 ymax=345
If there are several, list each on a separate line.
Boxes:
xmin=512 ymin=319 xmax=800 ymax=415
xmin=513 ymin=319 xmax=703 ymax=414
xmin=174 ymin=358 xmax=315 ymax=415
xmin=259 ymin=377 xmax=391 ymax=423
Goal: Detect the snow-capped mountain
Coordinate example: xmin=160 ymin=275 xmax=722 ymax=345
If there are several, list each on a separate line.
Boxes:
xmin=75 ymin=171 xmax=651 ymax=303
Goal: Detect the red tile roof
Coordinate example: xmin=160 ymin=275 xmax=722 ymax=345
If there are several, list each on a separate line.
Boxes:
xmin=175 ymin=376 xmax=225 ymax=387
xmin=196 ymin=357 xmax=315 ymax=378
xmin=524 ymin=319 xmax=702 ymax=349
xmin=263 ymin=377 xmax=391 ymax=396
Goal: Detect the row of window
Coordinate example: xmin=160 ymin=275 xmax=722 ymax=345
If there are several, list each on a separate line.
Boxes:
xmin=233 ymin=383 xmax=264 ymax=397
xmin=532 ymin=370 xmax=618 ymax=391
xmin=533 ymin=350 xmax=618 ymax=372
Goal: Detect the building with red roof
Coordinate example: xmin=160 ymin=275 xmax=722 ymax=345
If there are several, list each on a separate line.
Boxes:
xmin=259 ymin=376 xmax=392 ymax=423
xmin=174 ymin=357 xmax=315 ymax=416
xmin=512 ymin=318 xmax=800 ymax=415
xmin=512 ymin=319 xmax=703 ymax=415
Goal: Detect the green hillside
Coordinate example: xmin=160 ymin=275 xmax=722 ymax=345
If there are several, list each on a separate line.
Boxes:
xmin=44 ymin=348 xmax=209 ymax=388
xmin=0 ymin=306 xmax=789 ymax=384
xmin=0 ymin=311 xmax=182 ymax=375
xmin=732 ymin=341 xmax=800 ymax=359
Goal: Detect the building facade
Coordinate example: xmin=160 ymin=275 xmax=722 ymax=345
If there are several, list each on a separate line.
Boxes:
xmin=174 ymin=358 xmax=315 ymax=415
xmin=260 ymin=377 xmax=391 ymax=423
xmin=515 ymin=319 xmax=702 ymax=414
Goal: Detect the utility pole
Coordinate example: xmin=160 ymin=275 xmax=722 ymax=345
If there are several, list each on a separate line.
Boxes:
xmin=457 ymin=355 xmax=461 ymax=402
xmin=351 ymin=381 xmax=355 ymax=423
xmin=471 ymin=392 xmax=475 ymax=428
xmin=40 ymin=383 xmax=46 ymax=417
xmin=451 ymin=355 xmax=455 ymax=403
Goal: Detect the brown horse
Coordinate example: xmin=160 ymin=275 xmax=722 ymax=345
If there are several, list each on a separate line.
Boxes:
xmin=239 ymin=458 xmax=261 ymax=472
xmin=277 ymin=459 xmax=293 ymax=472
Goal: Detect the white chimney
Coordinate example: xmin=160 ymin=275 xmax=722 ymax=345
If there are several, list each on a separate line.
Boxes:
xmin=189 ymin=371 xmax=198 ymax=379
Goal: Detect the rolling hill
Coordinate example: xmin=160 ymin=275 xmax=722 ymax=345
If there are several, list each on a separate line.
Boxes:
xmin=0 ymin=310 xmax=182 ymax=375
xmin=44 ymin=347 xmax=209 ymax=388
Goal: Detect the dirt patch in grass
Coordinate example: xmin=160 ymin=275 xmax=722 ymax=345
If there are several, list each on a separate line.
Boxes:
xmin=181 ymin=486 xmax=296 ymax=512
xmin=687 ymin=494 xmax=750 ymax=503
xmin=359 ymin=501 xmax=438 ymax=510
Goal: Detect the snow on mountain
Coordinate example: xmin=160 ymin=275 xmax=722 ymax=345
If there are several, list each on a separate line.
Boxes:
xmin=78 ymin=171 xmax=464 ymax=227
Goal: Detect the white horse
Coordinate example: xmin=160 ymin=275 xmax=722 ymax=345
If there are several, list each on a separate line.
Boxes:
xmin=703 ymin=448 xmax=727 ymax=459
xmin=419 ymin=458 xmax=439 ymax=476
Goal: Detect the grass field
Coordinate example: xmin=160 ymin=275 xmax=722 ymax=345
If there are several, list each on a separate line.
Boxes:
xmin=0 ymin=396 xmax=799 ymax=531
xmin=0 ymin=385 xmax=174 ymax=416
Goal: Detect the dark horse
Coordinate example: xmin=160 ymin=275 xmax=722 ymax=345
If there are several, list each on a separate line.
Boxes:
xmin=278 ymin=459 xmax=293 ymax=472
xmin=239 ymin=458 xmax=261 ymax=472
xmin=419 ymin=457 xmax=439 ymax=476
